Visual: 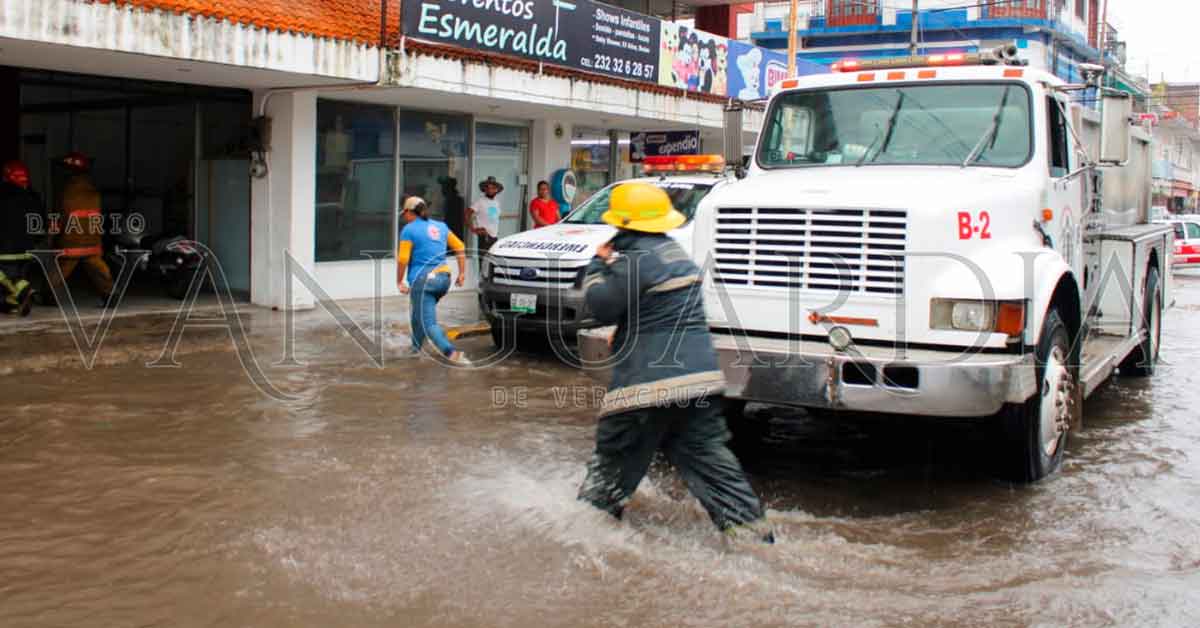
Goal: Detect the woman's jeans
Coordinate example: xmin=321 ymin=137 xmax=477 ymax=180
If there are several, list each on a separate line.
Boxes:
xmin=410 ymin=271 xmax=455 ymax=356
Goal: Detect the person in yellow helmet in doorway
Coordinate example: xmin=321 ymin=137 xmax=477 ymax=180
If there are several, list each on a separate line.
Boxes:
xmin=49 ymin=152 xmax=114 ymax=308
xmin=576 ymin=182 xmax=773 ymax=543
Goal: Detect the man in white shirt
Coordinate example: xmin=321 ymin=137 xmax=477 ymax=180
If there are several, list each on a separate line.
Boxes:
xmin=468 ymin=176 xmax=503 ymax=255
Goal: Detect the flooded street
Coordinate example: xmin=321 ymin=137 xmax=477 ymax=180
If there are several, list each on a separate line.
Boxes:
xmin=2 ymin=280 xmax=1199 ymax=628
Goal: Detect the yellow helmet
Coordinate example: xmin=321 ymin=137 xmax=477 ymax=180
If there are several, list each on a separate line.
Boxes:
xmin=601 ymin=183 xmax=687 ymax=233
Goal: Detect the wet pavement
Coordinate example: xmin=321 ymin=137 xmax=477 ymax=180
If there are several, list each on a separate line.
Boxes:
xmin=2 ymin=277 xmax=1199 ymax=627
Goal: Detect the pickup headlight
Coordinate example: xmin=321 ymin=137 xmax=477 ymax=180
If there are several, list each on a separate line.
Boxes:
xmin=930 ymin=299 xmax=1026 ymax=337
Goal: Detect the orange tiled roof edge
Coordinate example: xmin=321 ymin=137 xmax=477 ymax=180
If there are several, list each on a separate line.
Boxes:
xmin=93 ymin=0 xmax=401 ymax=46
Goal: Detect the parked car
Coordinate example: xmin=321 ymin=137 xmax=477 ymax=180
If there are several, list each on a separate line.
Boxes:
xmin=1155 ymin=218 xmax=1200 ymax=269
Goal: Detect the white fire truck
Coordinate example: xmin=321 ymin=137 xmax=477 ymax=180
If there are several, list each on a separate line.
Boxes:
xmin=581 ymin=47 xmax=1169 ymax=482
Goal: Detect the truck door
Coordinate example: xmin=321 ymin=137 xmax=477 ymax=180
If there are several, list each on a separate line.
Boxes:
xmin=1046 ymin=96 xmax=1088 ymax=303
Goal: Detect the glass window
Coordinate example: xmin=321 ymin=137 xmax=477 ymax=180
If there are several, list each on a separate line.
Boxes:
xmin=563 ymin=180 xmax=713 ymax=225
xmin=757 ymin=83 xmax=1033 ymax=169
xmin=1173 ymin=223 xmax=1184 ymax=239
xmin=1187 ymin=223 xmax=1200 ymax=239
xmin=1048 ymin=97 xmax=1071 ymax=177
xmin=315 ymin=100 xmax=396 ymax=262
xmin=572 ymin=127 xmax=612 ymax=206
xmin=396 ymin=110 xmax=469 ymax=241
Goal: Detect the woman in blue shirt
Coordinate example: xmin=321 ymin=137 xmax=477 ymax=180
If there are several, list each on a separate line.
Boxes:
xmin=396 ymin=196 xmax=469 ymax=364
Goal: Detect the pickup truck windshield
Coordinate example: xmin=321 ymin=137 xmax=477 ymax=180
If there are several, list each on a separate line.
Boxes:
xmin=563 ymin=181 xmax=714 ymax=224
xmin=758 ymin=83 xmax=1032 ymax=168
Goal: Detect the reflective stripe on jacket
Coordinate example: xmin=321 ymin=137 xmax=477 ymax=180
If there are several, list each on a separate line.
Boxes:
xmin=582 ymin=231 xmax=724 ymax=418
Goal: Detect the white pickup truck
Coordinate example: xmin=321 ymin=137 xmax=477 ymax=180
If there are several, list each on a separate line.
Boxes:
xmin=581 ymin=47 xmax=1170 ymax=482
xmin=479 ymin=157 xmax=735 ymax=348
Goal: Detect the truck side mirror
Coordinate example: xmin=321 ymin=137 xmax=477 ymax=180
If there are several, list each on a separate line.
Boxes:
xmin=1099 ymin=91 xmax=1132 ymax=165
xmin=723 ymin=104 xmax=746 ymax=176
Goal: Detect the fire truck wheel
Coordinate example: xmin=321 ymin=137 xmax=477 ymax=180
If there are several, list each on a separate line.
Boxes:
xmin=997 ymin=308 xmax=1074 ymax=483
xmin=1118 ymin=265 xmax=1162 ymax=377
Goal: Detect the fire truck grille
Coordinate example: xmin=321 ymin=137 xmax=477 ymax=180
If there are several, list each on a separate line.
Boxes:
xmin=712 ymin=207 xmax=907 ymax=295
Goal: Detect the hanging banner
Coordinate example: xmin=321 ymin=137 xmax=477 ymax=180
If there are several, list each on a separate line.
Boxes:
xmin=726 ymin=42 xmax=811 ymax=100
xmin=658 ymin=22 xmax=728 ymax=97
xmin=629 ymin=130 xmax=700 ymax=162
xmin=402 ymin=0 xmax=660 ymax=83
xmin=401 ymin=0 xmax=823 ymax=96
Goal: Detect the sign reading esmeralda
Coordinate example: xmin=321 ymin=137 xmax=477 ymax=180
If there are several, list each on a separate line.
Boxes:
xmin=403 ymin=0 xmax=660 ymax=83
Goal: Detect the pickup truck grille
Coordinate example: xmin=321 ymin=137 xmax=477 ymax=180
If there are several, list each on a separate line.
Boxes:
xmin=488 ymin=255 xmax=590 ymax=289
xmin=712 ymin=207 xmax=907 ymax=295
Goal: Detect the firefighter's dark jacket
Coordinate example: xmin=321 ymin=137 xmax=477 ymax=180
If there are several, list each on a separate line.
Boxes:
xmin=582 ymin=230 xmax=724 ymax=418
xmin=0 ymin=182 xmax=42 ymax=256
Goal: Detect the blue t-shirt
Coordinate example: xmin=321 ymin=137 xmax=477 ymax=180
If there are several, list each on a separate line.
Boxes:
xmin=399 ymin=217 xmax=451 ymax=284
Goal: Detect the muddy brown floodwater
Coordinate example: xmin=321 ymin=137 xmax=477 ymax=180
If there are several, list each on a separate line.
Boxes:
xmin=2 ymin=279 xmax=1199 ymax=628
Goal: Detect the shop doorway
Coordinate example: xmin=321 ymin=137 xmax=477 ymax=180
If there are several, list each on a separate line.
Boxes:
xmin=473 ymin=121 xmax=530 ymax=238
xmin=12 ymin=70 xmax=253 ymax=300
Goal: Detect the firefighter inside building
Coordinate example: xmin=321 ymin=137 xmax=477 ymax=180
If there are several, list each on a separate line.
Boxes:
xmin=0 ymin=160 xmax=41 ymax=316
xmin=47 ymin=152 xmax=115 ymax=308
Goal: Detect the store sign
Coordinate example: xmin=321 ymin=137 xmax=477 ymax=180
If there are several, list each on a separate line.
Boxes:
xmin=401 ymin=0 xmax=821 ymax=99
xmin=629 ymin=131 xmax=699 ymax=162
xmin=402 ymin=0 xmax=660 ymax=83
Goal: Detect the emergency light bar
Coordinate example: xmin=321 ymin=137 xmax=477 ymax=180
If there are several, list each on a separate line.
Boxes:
xmin=831 ymin=44 xmax=1025 ymax=73
xmin=642 ymin=154 xmax=725 ymax=174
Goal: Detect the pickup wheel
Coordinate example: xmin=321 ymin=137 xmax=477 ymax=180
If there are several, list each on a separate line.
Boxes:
xmin=996 ymin=308 xmax=1075 ymax=483
xmin=1118 ymin=265 xmax=1162 ymax=377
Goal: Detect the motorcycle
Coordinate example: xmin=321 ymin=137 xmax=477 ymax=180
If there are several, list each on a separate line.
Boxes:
xmin=107 ymin=232 xmax=206 ymax=300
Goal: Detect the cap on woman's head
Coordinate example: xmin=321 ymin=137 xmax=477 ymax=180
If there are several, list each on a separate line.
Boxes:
xmin=403 ymin=196 xmax=427 ymax=212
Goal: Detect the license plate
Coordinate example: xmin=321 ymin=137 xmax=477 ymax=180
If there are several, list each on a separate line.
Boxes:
xmin=510 ymin=293 xmax=537 ymax=314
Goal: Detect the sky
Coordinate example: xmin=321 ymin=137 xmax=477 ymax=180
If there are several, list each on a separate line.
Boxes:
xmin=1105 ymin=0 xmax=1199 ymax=83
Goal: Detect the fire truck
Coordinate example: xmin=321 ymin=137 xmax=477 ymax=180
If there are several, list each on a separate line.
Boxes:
xmin=580 ymin=46 xmax=1169 ymax=482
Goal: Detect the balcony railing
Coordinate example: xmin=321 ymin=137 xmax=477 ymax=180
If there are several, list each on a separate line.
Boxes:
xmin=985 ymin=0 xmax=1047 ymax=19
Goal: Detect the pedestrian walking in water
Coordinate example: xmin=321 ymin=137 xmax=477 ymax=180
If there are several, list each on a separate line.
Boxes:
xmin=577 ymin=182 xmax=772 ymax=542
xmin=397 ymin=196 xmax=470 ymax=365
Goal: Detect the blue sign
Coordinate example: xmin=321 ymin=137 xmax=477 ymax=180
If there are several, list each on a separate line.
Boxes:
xmin=629 ymin=130 xmax=700 ymax=162
xmin=550 ymin=168 xmax=576 ymax=215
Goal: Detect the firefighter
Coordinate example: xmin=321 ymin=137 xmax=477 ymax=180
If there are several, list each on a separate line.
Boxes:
xmin=51 ymin=152 xmax=113 ymax=307
xmin=0 ymin=160 xmax=39 ymax=316
xmin=576 ymin=182 xmax=773 ymax=543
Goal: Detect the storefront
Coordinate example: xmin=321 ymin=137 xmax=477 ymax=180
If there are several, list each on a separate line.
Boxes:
xmin=6 ymin=68 xmax=254 ymax=299
xmin=3 ymin=0 xmax=773 ymax=311
xmin=313 ymin=103 xmax=534 ymax=257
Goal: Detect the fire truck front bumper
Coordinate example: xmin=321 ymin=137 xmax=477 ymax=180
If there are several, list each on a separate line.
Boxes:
xmin=577 ymin=329 xmax=1038 ymax=418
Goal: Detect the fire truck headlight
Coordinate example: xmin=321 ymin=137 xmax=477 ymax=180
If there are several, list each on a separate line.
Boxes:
xmin=930 ymin=299 xmax=1026 ymax=337
xmin=950 ymin=301 xmax=994 ymax=331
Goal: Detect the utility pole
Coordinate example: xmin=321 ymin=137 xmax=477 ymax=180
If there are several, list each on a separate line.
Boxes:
xmin=787 ymin=0 xmax=798 ymax=76
xmin=909 ymin=0 xmax=919 ymax=55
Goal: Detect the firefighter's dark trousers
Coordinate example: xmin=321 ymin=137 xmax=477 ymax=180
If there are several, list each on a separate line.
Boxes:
xmin=578 ymin=398 xmax=765 ymax=531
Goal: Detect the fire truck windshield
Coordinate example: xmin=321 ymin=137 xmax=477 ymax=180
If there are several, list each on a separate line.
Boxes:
xmin=758 ymin=83 xmax=1033 ymax=169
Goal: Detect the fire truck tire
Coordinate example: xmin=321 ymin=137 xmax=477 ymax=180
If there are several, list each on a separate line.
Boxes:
xmin=997 ymin=308 xmax=1073 ymax=483
xmin=1118 ymin=266 xmax=1161 ymax=377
